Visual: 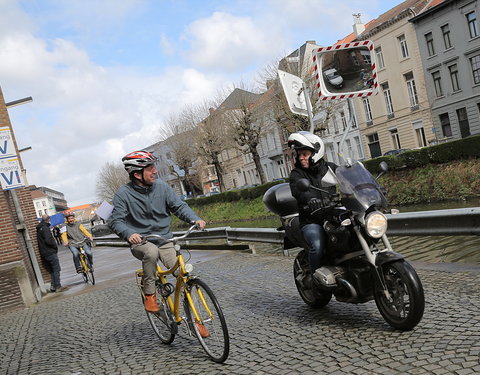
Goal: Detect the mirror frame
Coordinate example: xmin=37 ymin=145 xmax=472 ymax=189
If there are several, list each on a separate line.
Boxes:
xmin=313 ymin=40 xmax=378 ymax=101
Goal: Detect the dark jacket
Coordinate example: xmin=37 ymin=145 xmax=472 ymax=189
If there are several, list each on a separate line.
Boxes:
xmin=36 ymin=221 xmax=58 ymax=257
xmin=289 ymin=158 xmax=338 ymax=226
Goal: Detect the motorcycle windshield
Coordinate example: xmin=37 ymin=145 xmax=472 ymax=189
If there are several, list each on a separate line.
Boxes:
xmin=335 ymin=162 xmax=387 ymax=213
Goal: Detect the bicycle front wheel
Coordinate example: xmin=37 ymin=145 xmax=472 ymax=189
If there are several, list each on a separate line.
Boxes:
xmin=184 ymin=278 xmax=229 ymax=363
xmin=144 ymin=294 xmax=176 ymax=345
xmin=85 ymin=258 xmax=95 ymax=285
xmin=80 ymin=256 xmax=89 ymax=283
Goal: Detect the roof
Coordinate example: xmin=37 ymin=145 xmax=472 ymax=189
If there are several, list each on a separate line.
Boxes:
xmin=217 ymin=88 xmax=262 ymax=111
xmin=30 ymin=190 xmax=47 ymax=199
xmin=410 ymin=0 xmax=452 ymax=22
xmin=357 ymin=0 xmax=431 ymax=39
xmin=335 ymin=19 xmax=377 ymax=45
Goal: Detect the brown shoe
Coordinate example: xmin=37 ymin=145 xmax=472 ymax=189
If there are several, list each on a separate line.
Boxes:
xmin=195 ymin=322 xmax=210 ymax=338
xmin=144 ymin=294 xmax=160 ymax=313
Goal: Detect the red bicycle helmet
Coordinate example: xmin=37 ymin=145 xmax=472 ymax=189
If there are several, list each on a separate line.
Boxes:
xmin=122 ymin=150 xmax=157 ymax=174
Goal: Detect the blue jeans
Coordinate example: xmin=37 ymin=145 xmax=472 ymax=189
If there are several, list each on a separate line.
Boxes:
xmin=301 ymin=223 xmax=327 ymax=273
xmin=68 ymin=243 xmax=93 ymax=269
xmin=43 ymin=253 xmax=61 ymax=289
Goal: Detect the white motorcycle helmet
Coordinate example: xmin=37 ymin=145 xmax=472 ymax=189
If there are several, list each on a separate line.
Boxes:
xmin=287 ymin=131 xmax=325 ymax=163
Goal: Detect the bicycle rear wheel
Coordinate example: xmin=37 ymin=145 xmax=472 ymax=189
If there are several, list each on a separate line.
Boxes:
xmin=184 ymin=278 xmax=229 ymax=363
xmin=144 ymin=293 xmax=176 ymax=344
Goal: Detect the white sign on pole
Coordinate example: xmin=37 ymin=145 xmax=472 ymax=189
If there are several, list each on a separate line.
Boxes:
xmin=277 ymin=70 xmax=311 ymax=117
xmin=0 ymin=126 xmax=25 ymax=190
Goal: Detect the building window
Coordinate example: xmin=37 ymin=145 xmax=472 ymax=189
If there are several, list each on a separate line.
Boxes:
xmin=389 ymin=129 xmax=401 ymax=149
xmin=425 ymin=32 xmax=435 ymax=56
xmin=441 ymin=24 xmax=452 ymax=49
xmin=432 ymin=71 xmax=443 ymax=97
xmin=456 ymin=107 xmax=471 ymax=138
xmin=448 ymin=64 xmax=460 ymax=92
xmin=413 ymin=121 xmax=427 ymax=147
xmin=340 ymin=111 xmax=347 ymax=131
xmin=439 ymin=113 xmax=452 ymax=137
xmin=471 ymin=55 xmax=480 ymax=84
xmin=404 ymin=72 xmax=419 ymax=109
xmin=362 ymin=51 xmax=371 ymax=65
xmin=398 ymin=34 xmax=409 ymax=58
xmin=354 ymin=136 xmax=363 ymax=159
xmin=375 ymin=47 xmax=385 ymax=69
xmin=332 ymin=115 xmax=339 ymax=134
xmin=466 ymin=11 xmax=479 ymax=38
xmin=367 ymin=133 xmax=381 ymax=158
xmin=381 ymin=82 xmax=394 ymax=117
xmin=362 ymin=98 xmax=373 ymax=124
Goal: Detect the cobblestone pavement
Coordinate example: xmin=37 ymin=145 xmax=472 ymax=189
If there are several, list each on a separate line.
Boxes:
xmin=1 ymin=252 xmax=479 ymax=375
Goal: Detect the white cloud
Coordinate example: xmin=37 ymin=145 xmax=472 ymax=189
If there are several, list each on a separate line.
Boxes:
xmin=159 ymin=33 xmax=175 ymax=56
xmin=184 ymin=12 xmax=285 ymax=72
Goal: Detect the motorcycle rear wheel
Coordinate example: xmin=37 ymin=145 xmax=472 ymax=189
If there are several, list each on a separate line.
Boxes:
xmin=293 ymin=250 xmax=332 ymax=308
xmin=374 ymin=260 xmax=424 ymax=331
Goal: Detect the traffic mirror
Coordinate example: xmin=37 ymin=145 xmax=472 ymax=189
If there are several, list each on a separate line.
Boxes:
xmin=313 ymin=41 xmax=378 ymax=100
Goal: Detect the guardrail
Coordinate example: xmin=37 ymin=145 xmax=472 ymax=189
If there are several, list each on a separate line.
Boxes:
xmin=92 ymin=207 xmax=480 ymax=248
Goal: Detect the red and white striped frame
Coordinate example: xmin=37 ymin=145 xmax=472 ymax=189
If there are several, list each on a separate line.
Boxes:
xmin=313 ymin=40 xmax=378 ymax=101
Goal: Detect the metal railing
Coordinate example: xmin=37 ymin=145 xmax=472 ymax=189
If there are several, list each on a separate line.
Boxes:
xmin=92 ymin=207 xmax=480 ymax=248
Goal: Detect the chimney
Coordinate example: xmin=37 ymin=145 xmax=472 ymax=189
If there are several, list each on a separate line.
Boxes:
xmin=352 ymin=13 xmax=365 ymax=38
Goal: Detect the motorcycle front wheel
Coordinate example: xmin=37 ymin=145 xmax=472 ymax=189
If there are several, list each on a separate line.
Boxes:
xmin=293 ymin=250 xmax=332 ymax=308
xmin=374 ymin=260 xmax=424 ymax=331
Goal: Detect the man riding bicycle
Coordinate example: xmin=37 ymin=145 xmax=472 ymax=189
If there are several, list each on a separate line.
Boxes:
xmin=108 ymin=150 xmax=206 ymax=313
xmin=62 ymin=212 xmax=94 ymax=273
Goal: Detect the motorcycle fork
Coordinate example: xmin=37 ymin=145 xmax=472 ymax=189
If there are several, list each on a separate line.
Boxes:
xmin=352 ymin=225 xmax=392 ymax=300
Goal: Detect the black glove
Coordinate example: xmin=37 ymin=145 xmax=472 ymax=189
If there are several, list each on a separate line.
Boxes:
xmin=308 ymin=198 xmax=323 ymax=212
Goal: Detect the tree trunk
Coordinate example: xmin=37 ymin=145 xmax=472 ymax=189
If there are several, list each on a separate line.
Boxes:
xmin=250 ymin=147 xmax=267 ymax=184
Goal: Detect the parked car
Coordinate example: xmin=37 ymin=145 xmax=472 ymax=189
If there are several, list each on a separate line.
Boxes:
xmin=323 ymin=68 xmax=344 ymax=88
xmin=383 ymin=149 xmax=409 ymax=156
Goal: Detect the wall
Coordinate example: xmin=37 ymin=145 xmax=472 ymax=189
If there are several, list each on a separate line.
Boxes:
xmin=0 ymin=86 xmax=46 ymax=312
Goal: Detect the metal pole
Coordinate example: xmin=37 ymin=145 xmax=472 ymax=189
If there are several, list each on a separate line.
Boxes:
xmin=303 ymin=83 xmax=315 ymax=133
xmin=337 ymin=98 xmax=355 ymax=163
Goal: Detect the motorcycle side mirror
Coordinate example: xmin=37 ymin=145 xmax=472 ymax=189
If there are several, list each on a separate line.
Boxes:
xmin=296 ymin=178 xmax=311 ymax=192
xmin=313 ymin=41 xmax=378 ymax=100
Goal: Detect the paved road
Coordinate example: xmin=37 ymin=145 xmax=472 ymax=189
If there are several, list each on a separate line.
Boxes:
xmin=1 ymin=247 xmax=479 ymax=374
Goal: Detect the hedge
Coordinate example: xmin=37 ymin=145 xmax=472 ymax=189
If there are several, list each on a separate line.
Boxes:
xmin=363 ymin=135 xmax=480 ymax=174
xmin=186 ymin=179 xmax=288 ymax=207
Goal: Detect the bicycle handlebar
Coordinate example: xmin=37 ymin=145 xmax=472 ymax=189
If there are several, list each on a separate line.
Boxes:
xmin=140 ymin=223 xmax=200 ymax=244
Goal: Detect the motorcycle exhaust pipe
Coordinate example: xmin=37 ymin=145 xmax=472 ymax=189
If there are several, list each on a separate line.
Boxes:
xmin=336 ymin=277 xmax=358 ymax=300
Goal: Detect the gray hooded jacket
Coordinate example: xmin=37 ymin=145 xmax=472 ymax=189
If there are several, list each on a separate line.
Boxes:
xmin=108 ymin=179 xmax=201 ymax=244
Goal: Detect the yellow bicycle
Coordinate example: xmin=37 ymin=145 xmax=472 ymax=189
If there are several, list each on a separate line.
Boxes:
xmin=73 ymin=239 xmax=95 ymax=285
xmin=134 ymin=224 xmax=230 ymax=363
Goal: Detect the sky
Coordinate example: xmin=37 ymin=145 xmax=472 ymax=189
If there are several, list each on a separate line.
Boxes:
xmin=0 ymin=0 xmax=402 ymax=207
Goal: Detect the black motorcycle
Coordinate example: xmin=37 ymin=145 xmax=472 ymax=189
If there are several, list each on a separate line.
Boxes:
xmin=263 ymin=161 xmax=424 ymax=331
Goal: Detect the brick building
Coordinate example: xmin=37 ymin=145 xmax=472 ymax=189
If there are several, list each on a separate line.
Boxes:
xmin=0 ymin=86 xmax=49 ymax=313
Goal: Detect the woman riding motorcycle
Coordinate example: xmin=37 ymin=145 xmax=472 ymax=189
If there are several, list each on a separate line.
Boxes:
xmin=288 ymin=131 xmax=338 ymax=286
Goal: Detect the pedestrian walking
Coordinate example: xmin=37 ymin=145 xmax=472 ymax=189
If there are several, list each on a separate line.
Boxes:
xmin=36 ymin=215 xmax=66 ymax=292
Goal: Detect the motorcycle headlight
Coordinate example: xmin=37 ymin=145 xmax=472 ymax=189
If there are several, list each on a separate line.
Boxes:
xmin=365 ymin=211 xmax=387 ymax=238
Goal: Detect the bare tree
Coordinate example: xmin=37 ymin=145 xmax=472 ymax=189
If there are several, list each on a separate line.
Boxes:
xmin=221 ymin=84 xmax=269 ymax=184
xmin=95 ymin=162 xmax=129 ymax=202
xmin=160 ymin=107 xmax=203 ymax=196
xmin=195 ymin=101 xmax=229 ymax=192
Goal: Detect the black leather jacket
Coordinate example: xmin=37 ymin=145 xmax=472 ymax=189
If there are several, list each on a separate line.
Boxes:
xmin=289 ymin=159 xmax=338 ymax=226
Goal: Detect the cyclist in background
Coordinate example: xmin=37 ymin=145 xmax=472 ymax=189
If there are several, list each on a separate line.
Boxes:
xmin=62 ymin=212 xmax=94 ymax=273
xmin=108 ymin=150 xmax=206 ymax=313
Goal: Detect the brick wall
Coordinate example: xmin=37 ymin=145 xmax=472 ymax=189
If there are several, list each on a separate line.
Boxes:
xmin=0 ymin=86 xmax=48 ymax=312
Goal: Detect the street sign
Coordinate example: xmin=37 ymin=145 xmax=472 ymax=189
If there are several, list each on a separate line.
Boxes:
xmin=0 ymin=126 xmax=25 ymax=190
xmin=277 ymin=69 xmax=311 ymax=116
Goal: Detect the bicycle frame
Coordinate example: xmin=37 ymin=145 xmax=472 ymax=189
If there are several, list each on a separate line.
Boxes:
xmin=135 ymin=226 xmax=215 ymax=326
xmin=157 ymin=253 xmax=215 ymax=327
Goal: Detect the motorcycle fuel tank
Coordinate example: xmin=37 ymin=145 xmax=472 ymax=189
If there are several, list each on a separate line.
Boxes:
xmin=263 ymin=183 xmax=299 ymax=217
